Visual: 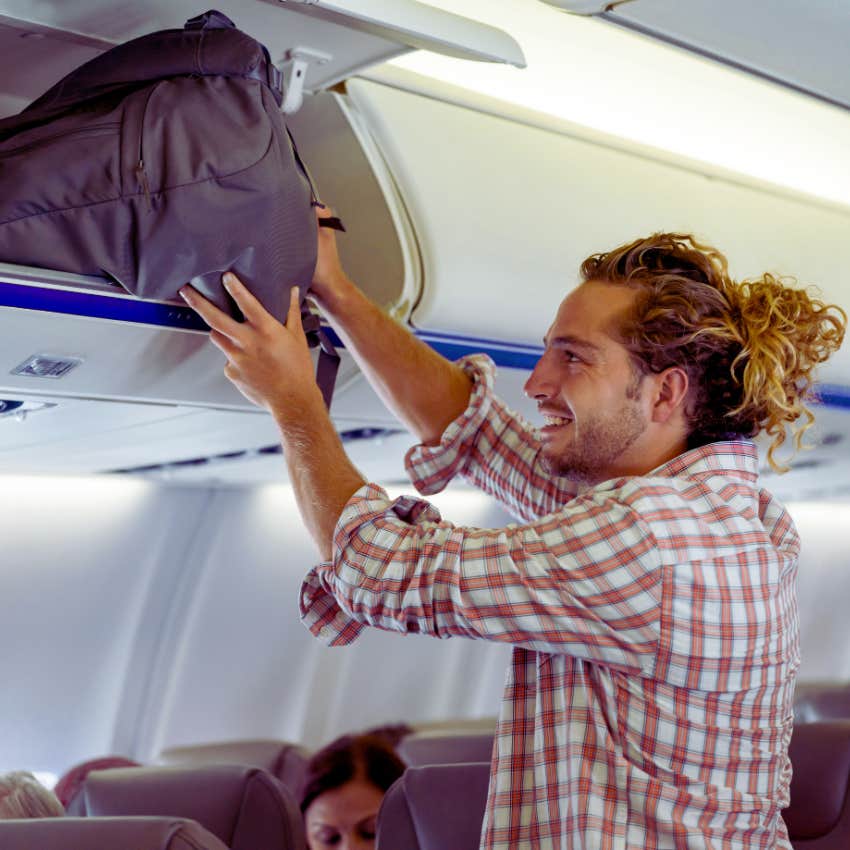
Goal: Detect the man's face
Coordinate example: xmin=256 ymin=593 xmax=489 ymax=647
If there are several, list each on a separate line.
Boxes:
xmin=524 ymin=281 xmax=650 ymax=486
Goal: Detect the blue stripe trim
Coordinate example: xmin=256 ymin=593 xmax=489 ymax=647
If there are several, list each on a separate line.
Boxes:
xmin=321 ymin=325 xmax=543 ymax=370
xmin=3 ymin=279 xmax=849 ymax=409
xmin=0 ymin=279 xmax=208 ymax=331
xmin=815 ymin=384 xmax=850 ymax=410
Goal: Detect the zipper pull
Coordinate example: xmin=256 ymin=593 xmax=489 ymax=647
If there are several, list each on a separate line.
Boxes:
xmin=136 ymin=160 xmax=152 ymax=210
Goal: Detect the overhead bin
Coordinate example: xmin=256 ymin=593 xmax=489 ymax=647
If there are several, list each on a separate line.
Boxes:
xmin=0 ymin=1 xmax=525 ymax=474
xmin=538 ymin=0 xmax=850 ymax=113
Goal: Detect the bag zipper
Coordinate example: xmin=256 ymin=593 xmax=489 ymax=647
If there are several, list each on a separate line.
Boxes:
xmin=135 ymin=84 xmax=161 ymax=210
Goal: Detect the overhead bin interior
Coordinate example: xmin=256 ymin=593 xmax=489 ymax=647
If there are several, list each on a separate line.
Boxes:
xmin=540 ymin=0 xmax=850 ymax=113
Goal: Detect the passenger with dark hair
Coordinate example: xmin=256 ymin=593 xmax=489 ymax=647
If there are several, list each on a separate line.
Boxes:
xmin=359 ymin=723 xmax=413 ymax=751
xmin=300 ymin=734 xmax=405 ymax=850
xmin=181 ymin=217 xmax=846 ymax=848
xmin=0 ymin=771 xmax=65 ymax=819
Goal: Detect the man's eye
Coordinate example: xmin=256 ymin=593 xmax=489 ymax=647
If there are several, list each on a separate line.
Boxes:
xmin=561 ymin=350 xmax=581 ymax=362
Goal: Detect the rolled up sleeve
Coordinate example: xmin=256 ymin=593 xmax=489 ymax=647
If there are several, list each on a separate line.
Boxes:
xmin=300 ymin=483 xmax=663 ymax=675
xmin=405 ymin=354 xmax=496 ymax=496
xmin=405 ymin=354 xmax=578 ymax=521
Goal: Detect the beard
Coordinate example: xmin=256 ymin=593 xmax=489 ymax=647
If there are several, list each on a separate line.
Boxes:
xmin=541 ymin=396 xmax=648 ymax=486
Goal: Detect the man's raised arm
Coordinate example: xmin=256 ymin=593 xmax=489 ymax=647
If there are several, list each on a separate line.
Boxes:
xmin=310 ymin=208 xmax=472 ymax=446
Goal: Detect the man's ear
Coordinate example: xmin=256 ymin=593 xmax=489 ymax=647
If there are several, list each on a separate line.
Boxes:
xmin=650 ymin=367 xmax=689 ymax=424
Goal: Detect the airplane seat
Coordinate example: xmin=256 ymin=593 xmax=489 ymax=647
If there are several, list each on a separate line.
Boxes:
xmin=396 ymin=732 xmax=495 ymax=766
xmin=0 ymin=816 xmax=229 ymax=850
xmin=78 ymin=764 xmax=306 ymax=850
xmin=783 ymin=720 xmax=850 ymax=848
xmin=375 ymin=762 xmax=490 ymax=850
xmin=794 ymin=682 xmax=850 ymax=723
xmin=156 ymin=739 xmax=310 ymax=793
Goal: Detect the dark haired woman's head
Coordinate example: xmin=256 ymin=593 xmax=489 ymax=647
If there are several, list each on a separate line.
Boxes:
xmin=300 ymin=733 xmax=405 ymax=850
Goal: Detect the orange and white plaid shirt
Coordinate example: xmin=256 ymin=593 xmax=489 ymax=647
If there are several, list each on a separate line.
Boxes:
xmin=300 ymin=355 xmax=800 ymax=850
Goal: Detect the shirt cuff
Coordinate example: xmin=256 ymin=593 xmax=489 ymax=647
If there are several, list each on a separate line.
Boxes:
xmin=299 ymin=565 xmax=367 ymax=646
xmin=299 ymin=483 xmax=443 ymax=645
xmin=404 ymin=354 xmax=496 ymax=495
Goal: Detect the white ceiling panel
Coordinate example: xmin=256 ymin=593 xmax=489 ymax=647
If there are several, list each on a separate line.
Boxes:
xmin=542 ymin=0 xmax=850 ymax=112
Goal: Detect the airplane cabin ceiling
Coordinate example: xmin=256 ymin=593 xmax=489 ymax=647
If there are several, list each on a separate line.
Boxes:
xmin=542 ymin=0 xmax=850 ymax=113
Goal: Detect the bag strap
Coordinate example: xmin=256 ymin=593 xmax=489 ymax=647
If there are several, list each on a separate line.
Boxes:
xmin=286 ymin=124 xmax=347 ymax=232
xmin=301 ymin=309 xmax=341 ymax=409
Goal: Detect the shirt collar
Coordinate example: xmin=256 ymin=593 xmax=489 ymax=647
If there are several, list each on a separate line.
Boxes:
xmin=585 ymin=440 xmax=760 ymax=495
xmin=646 ymin=440 xmax=760 ymax=484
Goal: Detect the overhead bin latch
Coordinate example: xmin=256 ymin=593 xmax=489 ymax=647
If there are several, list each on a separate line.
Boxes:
xmin=279 ymin=47 xmax=333 ymax=113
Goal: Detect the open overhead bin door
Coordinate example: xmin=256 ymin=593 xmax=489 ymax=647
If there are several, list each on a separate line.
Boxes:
xmin=539 ymin=0 xmax=850 ymax=113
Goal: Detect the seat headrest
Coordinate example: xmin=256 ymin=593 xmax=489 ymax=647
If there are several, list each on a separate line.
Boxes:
xmin=794 ymin=681 xmax=850 ymax=723
xmin=81 ymin=765 xmax=305 ymax=850
xmin=156 ymin=740 xmax=309 ymax=792
xmin=785 ymin=721 xmax=850 ymax=839
xmin=0 ymin=816 xmax=229 ymax=850
xmin=376 ymin=762 xmax=490 ymax=850
xmin=397 ymin=733 xmax=494 ymax=767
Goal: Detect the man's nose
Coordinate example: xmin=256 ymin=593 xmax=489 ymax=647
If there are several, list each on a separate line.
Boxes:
xmin=524 ymin=355 xmax=553 ymax=400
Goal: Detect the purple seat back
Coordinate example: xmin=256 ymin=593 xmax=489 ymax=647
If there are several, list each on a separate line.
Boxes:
xmin=376 ymin=762 xmax=490 ymax=850
xmin=79 ymin=765 xmax=305 ymax=850
xmin=156 ymin=739 xmax=309 ymax=794
xmin=783 ymin=720 xmax=850 ymax=848
xmin=795 ymin=682 xmax=850 ymax=723
xmin=0 ymin=816 xmax=229 ymax=850
xmin=397 ymin=733 xmax=495 ymax=767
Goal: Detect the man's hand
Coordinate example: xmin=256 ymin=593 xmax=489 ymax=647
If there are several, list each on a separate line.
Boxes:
xmin=179 ymin=273 xmax=324 ymax=422
xmin=310 ymin=205 xmax=355 ymax=310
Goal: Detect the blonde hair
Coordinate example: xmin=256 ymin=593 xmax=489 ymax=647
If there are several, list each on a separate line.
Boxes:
xmin=580 ymin=234 xmax=846 ymax=471
xmin=0 ymin=771 xmax=65 ymax=819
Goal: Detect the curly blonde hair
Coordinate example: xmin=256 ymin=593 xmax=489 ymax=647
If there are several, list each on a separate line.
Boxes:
xmin=580 ymin=234 xmax=846 ymax=471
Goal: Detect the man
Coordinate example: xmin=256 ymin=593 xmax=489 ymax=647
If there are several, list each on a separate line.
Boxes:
xmin=180 ymin=214 xmax=846 ymax=849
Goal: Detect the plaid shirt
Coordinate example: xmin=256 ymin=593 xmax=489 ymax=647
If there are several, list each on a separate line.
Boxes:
xmin=301 ymin=355 xmax=800 ymax=850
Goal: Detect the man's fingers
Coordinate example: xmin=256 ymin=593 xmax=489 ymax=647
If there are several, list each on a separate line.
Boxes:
xmin=180 ymin=285 xmax=244 ymax=341
xmin=286 ymin=286 xmax=304 ymax=336
xmin=222 ymin=272 xmax=270 ymax=326
xmin=208 ymin=329 xmax=240 ymax=359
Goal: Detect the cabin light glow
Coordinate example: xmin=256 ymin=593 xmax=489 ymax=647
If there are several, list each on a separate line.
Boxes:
xmin=785 ymin=501 xmax=850 ymax=528
xmin=32 ymin=771 xmax=58 ymax=790
xmin=385 ymin=484 xmax=499 ymax=524
xmin=392 ymin=1 xmax=850 ymax=209
xmin=258 ymin=482 xmax=502 ymax=529
xmin=0 ymin=474 xmax=155 ymax=507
